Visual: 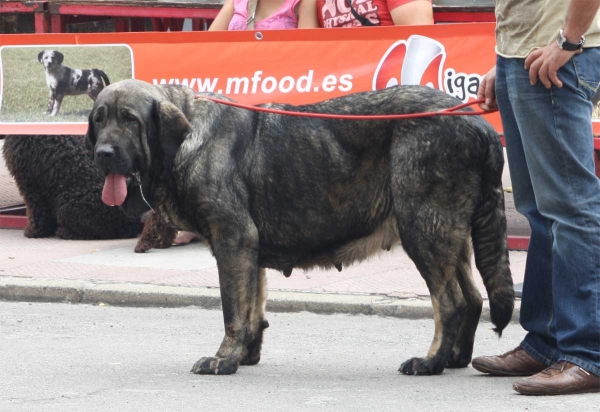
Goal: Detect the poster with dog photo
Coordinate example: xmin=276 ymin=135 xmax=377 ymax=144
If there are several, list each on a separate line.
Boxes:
xmin=0 ymin=45 xmax=133 ymax=123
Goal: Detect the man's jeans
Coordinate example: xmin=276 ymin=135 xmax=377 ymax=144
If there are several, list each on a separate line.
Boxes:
xmin=495 ymin=51 xmax=600 ymax=376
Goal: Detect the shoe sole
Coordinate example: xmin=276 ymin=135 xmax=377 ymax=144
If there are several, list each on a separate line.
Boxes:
xmin=471 ymin=363 xmax=543 ymax=377
xmin=513 ymin=385 xmax=600 ymax=396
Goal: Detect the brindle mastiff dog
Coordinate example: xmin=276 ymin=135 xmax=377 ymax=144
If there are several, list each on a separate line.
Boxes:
xmin=87 ymin=79 xmax=514 ymax=376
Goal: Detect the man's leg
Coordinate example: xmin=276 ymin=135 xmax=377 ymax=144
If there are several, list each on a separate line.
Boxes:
xmin=472 ymin=56 xmax=561 ymax=376
xmin=511 ymin=48 xmax=600 ymax=394
xmin=474 ymin=51 xmax=600 ymax=394
xmin=514 ymin=49 xmax=600 ymax=374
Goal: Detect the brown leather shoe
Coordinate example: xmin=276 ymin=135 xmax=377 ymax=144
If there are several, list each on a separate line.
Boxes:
xmin=471 ymin=346 xmax=547 ymax=376
xmin=513 ymin=361 xmax=600 ymax=395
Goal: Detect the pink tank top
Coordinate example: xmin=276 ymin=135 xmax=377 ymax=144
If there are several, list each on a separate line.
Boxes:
xmin=229 ymin=0 xmax=301 ymax=30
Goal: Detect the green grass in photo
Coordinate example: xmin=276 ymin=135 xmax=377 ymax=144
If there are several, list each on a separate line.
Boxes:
xmin=0 ymin=46 xmax=132 ymax=123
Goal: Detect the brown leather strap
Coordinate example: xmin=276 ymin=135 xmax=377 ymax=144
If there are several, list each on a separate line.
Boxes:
xmin=246 ymin=0 xmax=259 ymax=29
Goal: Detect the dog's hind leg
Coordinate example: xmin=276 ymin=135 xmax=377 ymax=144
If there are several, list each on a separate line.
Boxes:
xmin=241 ymin=267 xmax=269 ymax=366
xmin=395 ymin=208 xmax=469 ymax=376
xmin=53 ymin=193 xmax=138 ymax=240
xmin=191 ymin=223 xmax=260 ymax=375
xmin=445 ymin=237 xmax=483 ymax=368
xmin=9 ymin=177 xmax=56 ymax=238
xmin=22 ymin=189 xmax=56 ymax=238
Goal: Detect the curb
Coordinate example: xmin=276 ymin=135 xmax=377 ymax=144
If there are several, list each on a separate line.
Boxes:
xmin=0 ymin=277 xmax=521 ymax=322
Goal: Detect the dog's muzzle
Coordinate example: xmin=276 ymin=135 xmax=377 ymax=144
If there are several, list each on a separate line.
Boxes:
xmin=95 ymin=144 xmax=115 ymax=160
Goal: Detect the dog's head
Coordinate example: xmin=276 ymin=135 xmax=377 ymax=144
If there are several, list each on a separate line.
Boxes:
xmin=86 ymin=79 xmax=192 ymax=217
xmin=38 ymin=50 xmax=64 ymax=70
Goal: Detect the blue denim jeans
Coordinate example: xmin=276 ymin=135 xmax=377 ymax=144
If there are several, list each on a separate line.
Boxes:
xmin=495 ymin=51 xmax=600 ymax=376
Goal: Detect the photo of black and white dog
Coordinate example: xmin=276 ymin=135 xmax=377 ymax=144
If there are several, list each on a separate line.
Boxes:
xmin=37 ymin=50 xmax=110 ymax=116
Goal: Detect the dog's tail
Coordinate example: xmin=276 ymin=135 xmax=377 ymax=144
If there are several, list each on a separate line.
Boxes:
xmin=471 ymin=125 xmax=514 ymax=336
xmin=98 ymin=70 xmax=110 ymax=86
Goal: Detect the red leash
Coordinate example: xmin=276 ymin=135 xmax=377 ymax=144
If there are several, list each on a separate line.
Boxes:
xmin=195 ymin=95 xmax=496 ymax=120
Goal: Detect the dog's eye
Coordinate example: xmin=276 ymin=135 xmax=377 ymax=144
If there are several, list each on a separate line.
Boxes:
xmin=93 ymin=112 xmax=104 ymax=123
xmin=121 ymin=111 xmax=137 ymax=123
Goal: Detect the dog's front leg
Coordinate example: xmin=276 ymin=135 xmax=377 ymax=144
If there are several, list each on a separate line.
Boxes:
xmin=50 ymin=95 xmax=64 ymax=116
xmin=135 ymin=212 xmax=177 ymax=253
xmin=240 ymin=267 xmax=269 ymax=366
xmin=46 ymin=89 xmax=56 ymax=114
xmin=191 ymin=227 xmax=261 ymax=375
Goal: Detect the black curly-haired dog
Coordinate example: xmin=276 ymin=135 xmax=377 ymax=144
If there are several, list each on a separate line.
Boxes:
xmin=2 ymin=135 xmax=140 ymax=240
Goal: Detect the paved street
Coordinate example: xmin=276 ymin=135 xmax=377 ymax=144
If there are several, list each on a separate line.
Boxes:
xmin=1 ymin=301 xmax=595 ymax=412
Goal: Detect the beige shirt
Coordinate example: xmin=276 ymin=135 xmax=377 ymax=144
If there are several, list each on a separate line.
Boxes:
xmin=495 ymin=0 xmax=600 ymax=58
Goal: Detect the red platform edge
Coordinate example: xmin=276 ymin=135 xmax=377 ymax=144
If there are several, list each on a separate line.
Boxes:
xmin=0 ymin=215 xmax=27 ymax=230
xmin=507 ymin=236 xmax=529 ymax=251
xmin=50 ymin=4 xmax=220 ymax=19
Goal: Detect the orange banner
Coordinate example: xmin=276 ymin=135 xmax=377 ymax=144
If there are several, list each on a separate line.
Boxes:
xmin=0 ymin=24 xmax=501 ymax=135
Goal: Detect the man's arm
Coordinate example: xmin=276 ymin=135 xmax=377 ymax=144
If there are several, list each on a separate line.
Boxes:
xmin=477 ymin=66 xmax=498 ymax=111
xmin=562 ymin=0 xmax=600 ymax=45
xmin=525 ymin=0 xmax=600 ymax=88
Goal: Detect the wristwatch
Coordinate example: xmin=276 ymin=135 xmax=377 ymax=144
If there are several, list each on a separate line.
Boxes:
xmin=556 ymin=29 xmax=585 ymax=51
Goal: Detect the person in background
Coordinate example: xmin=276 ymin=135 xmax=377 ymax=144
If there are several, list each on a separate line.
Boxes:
xmin=173 ymin=0 xmax=316 ymax=246
xmin=209 ymin=0 xmax=318 ymax=30
xmin=313 ymin=0 xmax=433 ymax=28
xmin=474 ymin=0 xmax=600 ymax=396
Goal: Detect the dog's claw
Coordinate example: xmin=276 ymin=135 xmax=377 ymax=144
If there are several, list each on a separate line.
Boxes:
xmin=335 ymin=263 xmax=342 ymax=272
xmin=399 ymin=357 xmax=443 ymax=376
xmin=283 ymin=267 xmax=292 ymax=277
xmin=191 ymin=357 xmax=238 ymax=375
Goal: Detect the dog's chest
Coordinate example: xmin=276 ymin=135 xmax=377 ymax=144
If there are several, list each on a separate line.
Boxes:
xmin=45 ymin=66 xmax=68 ymax=90
xmin=45 ymin=71 xmax=58 ymax=89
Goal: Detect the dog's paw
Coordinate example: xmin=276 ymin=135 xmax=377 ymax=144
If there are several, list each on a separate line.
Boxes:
xmin=240 ymin=351 xmax=261 ymax=366
xmin=134 ymin=240 xmax=150 ymax=253
xmin=445 ymin=353 xmax=471 ymax=369
xmin=55 ymin=227 xmax=80 ymax=240
xmin=399 ymin=357 xmax=444 ymax=376
xmin=24 ymin=225 xmax=53 ymax=238
xmin=190 ymin=357 xmax=238 ymax=375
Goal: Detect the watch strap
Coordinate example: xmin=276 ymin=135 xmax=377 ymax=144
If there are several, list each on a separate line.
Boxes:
xmin=557 ymin=29 xmax=585 ymax=51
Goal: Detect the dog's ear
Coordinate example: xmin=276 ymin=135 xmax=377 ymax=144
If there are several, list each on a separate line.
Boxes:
xmin=153 ymin=100 xmax=192 ymax=157
xmin=54 ymin=51 xmax=64 ymax=65
xmin=37 ymin=51 xmax=44 ymax=64
xmin=85 ymin=109 xmax=97 ymax=160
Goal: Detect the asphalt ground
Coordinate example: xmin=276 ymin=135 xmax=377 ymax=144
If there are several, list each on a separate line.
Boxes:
xmin=3 ymin=301 xmax=594 ymax=412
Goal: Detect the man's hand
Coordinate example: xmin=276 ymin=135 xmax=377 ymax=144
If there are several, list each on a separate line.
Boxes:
xmin=477 ymin=66 xmax=498 ymax=111
xmin=524 ymin=42 xmax=579 ymax=88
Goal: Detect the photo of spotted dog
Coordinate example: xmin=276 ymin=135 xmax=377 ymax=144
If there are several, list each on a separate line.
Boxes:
xmin=38 ymin=50 xmax=110 ymax=116
xmin=0 ymin=46 xmax=132 ymax=123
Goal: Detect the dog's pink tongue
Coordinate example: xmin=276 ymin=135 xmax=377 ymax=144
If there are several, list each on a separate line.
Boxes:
xmin=102 ymin=172 xmax=127 ymax=206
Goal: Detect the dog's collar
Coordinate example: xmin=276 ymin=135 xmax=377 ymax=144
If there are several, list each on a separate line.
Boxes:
xmin=133 ymin=171 xmax=155 ymax=213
